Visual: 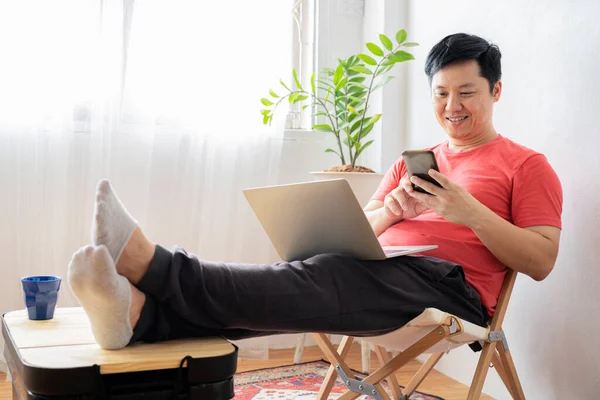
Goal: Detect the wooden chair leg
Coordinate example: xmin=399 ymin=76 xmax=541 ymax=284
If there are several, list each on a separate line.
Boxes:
xmin=467 ymin=342 xmax=497 ymax=399
xmin=403 ymin=352 xmax=444 ymax=398
xmin=314 ymin=335 xmax=355 ymax=400
xmin=374 ymin=346 xmax=403 ymax=400
xmin=496 ymin=346 xmax=526 ymax=399
xmin=361 ymin=340 xmax=371 ymax=373
xmin=293 ymin=333 xmax=306 ymax=364
xmin=491 ymin=349 xmax=518 ymax=398
xmin=336 ymin=325 xmax=451 ymax=400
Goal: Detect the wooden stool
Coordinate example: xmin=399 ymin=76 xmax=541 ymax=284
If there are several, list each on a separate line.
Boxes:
xmin=2 ymin=307 xmax=238 ymax=399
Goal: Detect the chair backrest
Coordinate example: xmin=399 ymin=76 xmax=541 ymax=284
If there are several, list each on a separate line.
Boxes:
xmin=488 ymin=269 xmax=518 ymax=330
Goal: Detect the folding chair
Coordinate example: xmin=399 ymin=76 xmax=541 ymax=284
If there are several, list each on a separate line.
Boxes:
xmin=312 ymin=269 xmax=526 ymax=399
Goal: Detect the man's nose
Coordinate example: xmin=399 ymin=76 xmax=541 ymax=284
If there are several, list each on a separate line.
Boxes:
xmin=445 ymin=94 xmax=462 ymax=112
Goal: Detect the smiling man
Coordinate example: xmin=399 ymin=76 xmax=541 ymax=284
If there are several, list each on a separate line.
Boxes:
xmin=366 ymin=33 xmax=563 ymax=319
xmin=66 ymin=33 xmax=562 ymax=352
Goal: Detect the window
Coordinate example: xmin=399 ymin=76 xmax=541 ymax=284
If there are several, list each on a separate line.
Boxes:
xmin=0 ymin=1 xmax=295 ymax=138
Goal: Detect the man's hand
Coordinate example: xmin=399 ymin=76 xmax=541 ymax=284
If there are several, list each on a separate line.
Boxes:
xmin=384 ymin=180 xmax=429 ymax=221
xmin=406 ymin=169 xmax=485 ymax=227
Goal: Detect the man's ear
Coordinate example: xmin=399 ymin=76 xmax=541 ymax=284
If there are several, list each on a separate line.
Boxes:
xmin=493 ymin=81 xmax=502 ymax=102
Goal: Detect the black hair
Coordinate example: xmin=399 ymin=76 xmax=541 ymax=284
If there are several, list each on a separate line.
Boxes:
xmin=424 ymin=33 xmax=502 ymax=93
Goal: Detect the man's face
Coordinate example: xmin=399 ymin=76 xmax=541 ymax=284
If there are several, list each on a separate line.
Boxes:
xmin=431 ymin=60 xmax=501 ymax=141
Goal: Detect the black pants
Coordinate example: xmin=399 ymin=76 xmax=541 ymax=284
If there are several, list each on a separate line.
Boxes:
xmin=131 ymin=245 xmax=488 ymax=343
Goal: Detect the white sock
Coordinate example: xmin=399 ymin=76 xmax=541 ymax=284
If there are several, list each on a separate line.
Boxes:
xmin=92 ymin=179 xmax=138 ymax=264
xmin=68 ymin=245 xmax=133 ymax=350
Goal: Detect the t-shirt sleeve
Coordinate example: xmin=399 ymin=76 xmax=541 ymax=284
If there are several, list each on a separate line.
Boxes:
xmin=371 ymin=157 xmax=406 ymax=202
xmin=511 ymin=154 xmax=563 ymax=229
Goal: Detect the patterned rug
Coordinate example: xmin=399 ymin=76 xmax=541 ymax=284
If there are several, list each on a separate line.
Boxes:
xmin=234 ymin=360 xmax=444 ymax=399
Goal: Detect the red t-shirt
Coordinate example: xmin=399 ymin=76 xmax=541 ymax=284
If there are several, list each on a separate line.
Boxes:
xmin=372 ymin=135 xmax=563 ymax=316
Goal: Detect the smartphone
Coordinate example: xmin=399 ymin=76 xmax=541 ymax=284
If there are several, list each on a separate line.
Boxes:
xmin=401 ymin=150 xmax=442 ymax=194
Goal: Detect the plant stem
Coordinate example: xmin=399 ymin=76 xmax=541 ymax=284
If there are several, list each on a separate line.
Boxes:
xmin=342 ymin=77 xmax=353 ymax=167
xmin=315 ymin=95 xmax=346 ymax=165
xmin=282 ymin=89 xmax=346 ymax=165
xmin=353 ymin=45 xmax=402 ymax=167
xmin=354 ymin=68 xmax=378 ymax=167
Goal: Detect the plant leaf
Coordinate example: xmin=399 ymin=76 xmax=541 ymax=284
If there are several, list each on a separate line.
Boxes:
xmin=313 ymin=124 xmax=334 ymax=132
xmin=357 ymin=53 xmax=377 ymax=66
xmin=348 ymin=82 xmax=368 ymax=91
xmin=347 ymin=87 xmax=366 ymax=97
xmin=261 ymin=98 xmax=274 ymax=106
xmin=372 ymin=76 xmax=394 ymax=92
xmin=334 ymin=77 xmax=348 ymax=92
xmin=293 ymin=69 xmax=303 ymax=90
xmin=269 ymin=89 xmax=279 ymax=98
xmin=355 ymin=140 xmax=375 ymax=159
xmin=334 ymin=95 xmax=349 ymax=105
xmin=333 ymin=64 xmax=344 ymax=85
xmin=317 ymin=79 xmax=336 ymax=89
xmin=366 ymin=113 xmax=382 ymax=127
xmin=288 ymin=93 xmax=301 ymax=103
xmin=348 ymin=98 xmax=365 ymax=109
xmin=349 ymin=65 xmax=373 ymax=75
xmin=403 ymin=42 xmax=419 ymax=47
xmin=346 ymin=55 xmax=359 ymax=67
xmin=375 ymin=64 xmax=394 ymax=76
xmin=381 ymin=59 xmax=395 ymax=67
xmin=349 ymin=119 xmax=362 ymax=134
xmin=360 ymin=123 xmax=375 ymax=138
xmin=325 ymin=148 xmax=341 ymax=158
xmin=298 ymin=95 xmax=309 ymax=101
xmin=311 ymin=72 xmax=316 ymax=94
xmin=392 ymin=50 xmax=415 ymax=62
xmin=302 ymin=105 xmax=309 ymax=110
xmin=348 ymin=76 xmax=366 ymax=83
xmin=263 ymin=115 xmax=270 ymax=125
xmin=261 ymin=109 xmax=271 ymax=116
xmin=338 ymin=121 xmax=352 ymax=132
xmin=347 ymin=105 xmax=358 ymax=115
xmin=396 ymin=29 xmax=407 ymax=44
xmin=280 ymin=79 xmax=291 ymax=92
xmin=380 ymin=34 xmax=393 ymax=51
xmin=366 ymin=42 xmax=384 ymax=57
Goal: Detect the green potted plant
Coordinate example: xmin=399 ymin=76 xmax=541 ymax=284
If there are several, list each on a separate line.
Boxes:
xmin=261 ymin=29 xmax=417 ymax=205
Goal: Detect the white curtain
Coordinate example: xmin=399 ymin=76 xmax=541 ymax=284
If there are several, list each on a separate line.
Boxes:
xmin=0 ymin=0 xmax=292 ymax=372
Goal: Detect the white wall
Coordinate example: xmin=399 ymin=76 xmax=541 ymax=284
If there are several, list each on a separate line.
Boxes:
xmin=404 ymin=1 xmax=600 ymax=398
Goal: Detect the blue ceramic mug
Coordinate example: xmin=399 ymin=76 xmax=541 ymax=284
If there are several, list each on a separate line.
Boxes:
xmin=21 ymin=276 xmax=62 ymax=320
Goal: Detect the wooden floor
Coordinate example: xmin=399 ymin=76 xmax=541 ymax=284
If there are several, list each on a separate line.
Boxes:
xmin=0 ymin=343 xmax=494 ymax=399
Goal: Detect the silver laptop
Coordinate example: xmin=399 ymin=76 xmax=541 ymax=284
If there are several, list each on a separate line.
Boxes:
xmin=243 ymin=179 xmax=437 ymax=261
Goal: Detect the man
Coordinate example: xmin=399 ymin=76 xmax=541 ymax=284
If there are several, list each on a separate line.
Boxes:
xmin=68 ymin=33 xmax=562 ymax=350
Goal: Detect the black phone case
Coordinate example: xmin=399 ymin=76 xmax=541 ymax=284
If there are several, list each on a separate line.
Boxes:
xmin=401 ymin=150 xmax=442 ymax=194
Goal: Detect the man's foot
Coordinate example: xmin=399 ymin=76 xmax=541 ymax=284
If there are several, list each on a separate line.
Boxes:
xmin=92 ymin=179 xmax=138 ymax=264
xmin=92 ymin=180 xmax=154 ymax=284
xmin=68 ymin=245 xmax=145 ymax=350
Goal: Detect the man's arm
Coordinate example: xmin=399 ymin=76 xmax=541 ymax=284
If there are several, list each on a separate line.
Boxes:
xmin=364 ymin=181 xmax=431 ymax=236
xmin=364 ymin=200 xmax=396 ymax=237
xmin=469 ymin=208 xmax=560 ymax=281
xmin=408 ymin=170 xmax=561 ymax=281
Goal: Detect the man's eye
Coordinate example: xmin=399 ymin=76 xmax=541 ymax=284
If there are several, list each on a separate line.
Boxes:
xmin=461 ymin=92 xmax=474 ymax=96
xmin=435 ymin=92 xmax=447 ymax=97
